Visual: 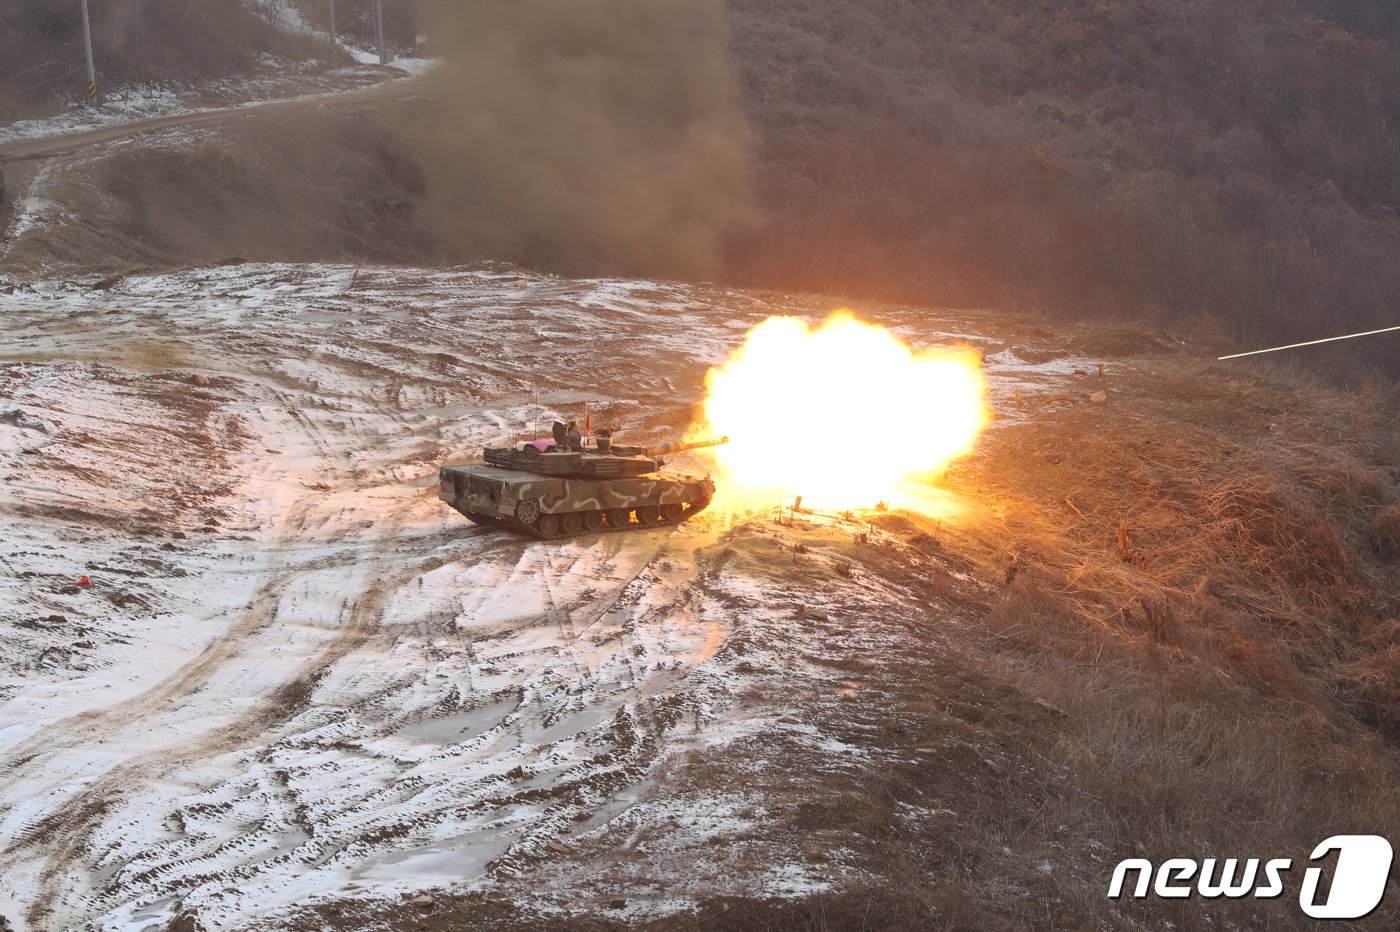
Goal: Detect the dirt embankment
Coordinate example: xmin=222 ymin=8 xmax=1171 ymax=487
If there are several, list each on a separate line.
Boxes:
xmin=0 ymin=0 xmax=424 ymax=125
xmin=27 ymin=113 xmax=429 ymax=269
xmin=0 ymin=0 xmax=317 ymax=124
xmin=2 ymin=0 xmax=755 ymax=281
xmin=0 ymin=88 xmax=430 ymax=273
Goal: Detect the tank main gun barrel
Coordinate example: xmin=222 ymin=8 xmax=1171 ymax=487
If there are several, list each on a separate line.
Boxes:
xmin=642 ymin=436 xmax=729 ymax=458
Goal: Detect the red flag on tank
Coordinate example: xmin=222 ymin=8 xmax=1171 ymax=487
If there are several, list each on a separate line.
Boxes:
xmin=585 ymin=409 xmax=591 ymax=435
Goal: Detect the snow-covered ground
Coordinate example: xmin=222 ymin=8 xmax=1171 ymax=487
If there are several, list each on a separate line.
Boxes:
xmin=0 ymin=265 xmax=1097 ymax=930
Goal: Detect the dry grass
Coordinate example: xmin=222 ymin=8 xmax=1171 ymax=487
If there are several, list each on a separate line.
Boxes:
xmin=916 ymin=355 xmax=1400 ymax=928
xmin=962 ymin=364 xmax=1398 ymax=637
xmin=1374 ymin=504 xmax=1400 ymax=562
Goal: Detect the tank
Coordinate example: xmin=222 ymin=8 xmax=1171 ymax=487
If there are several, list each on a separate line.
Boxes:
xmin=439 ymin=423 xmax=729 ymax=539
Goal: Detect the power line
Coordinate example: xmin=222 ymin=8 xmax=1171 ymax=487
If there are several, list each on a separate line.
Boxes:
xmin=1217 ymin=324 xmax=1400 ymax=360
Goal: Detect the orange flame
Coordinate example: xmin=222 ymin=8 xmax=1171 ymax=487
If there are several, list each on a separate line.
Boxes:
xmin=695 ymin=312 xmax=989 ymax=511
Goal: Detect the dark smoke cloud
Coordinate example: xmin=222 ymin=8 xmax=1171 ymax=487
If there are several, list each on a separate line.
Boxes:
xmin=413 ymin=0 xmax=757 ymax=278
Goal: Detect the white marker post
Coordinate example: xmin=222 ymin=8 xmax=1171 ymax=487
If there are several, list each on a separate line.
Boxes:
xmin=80 ymin=0 xmax=98 ymax=106
xmin=374 ymin=0 xmax=387 ymax=65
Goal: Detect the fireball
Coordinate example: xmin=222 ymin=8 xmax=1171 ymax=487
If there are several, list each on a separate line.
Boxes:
xmin=695 ymin=312 xmax=989 ymax=510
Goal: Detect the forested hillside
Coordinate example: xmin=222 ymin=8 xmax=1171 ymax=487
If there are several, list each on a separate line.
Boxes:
xmin=725 ymin=0 xmax=1400 ymax=376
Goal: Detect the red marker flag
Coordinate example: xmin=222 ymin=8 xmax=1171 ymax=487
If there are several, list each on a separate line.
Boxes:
xmin=76 ymin=575 xmax=90 ymax=586
xmin=585 ymin=408 xmax=591 ymax=435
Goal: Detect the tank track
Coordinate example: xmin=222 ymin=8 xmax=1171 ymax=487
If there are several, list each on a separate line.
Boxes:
xmin=466 ymin=500 xmax=710 ymax=540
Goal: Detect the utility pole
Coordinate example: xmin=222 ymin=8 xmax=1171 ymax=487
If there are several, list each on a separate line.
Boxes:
xmin=80 ymin=0 xmax=98 ymax=106
xmin=327 ymin=0 xmax=336 ymax=57
xmin=374 ymin=0 xmax=387 ymax=65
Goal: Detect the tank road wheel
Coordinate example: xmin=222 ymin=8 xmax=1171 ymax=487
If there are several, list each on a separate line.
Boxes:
xmin=516 ymin=498 xmax=541 ymax=525
xmin=660 ymin=502 xmax=684 ymax=523
xmin=561 ymin=512 xmax=583 ymax=535
xmin=635 ymin=504 xmax=660 ymax=526
xmin=535 ymin=513 xmax=561 ymax=538
xmin=582 ymin=511 xmax=604 ymax=532
xmin=606 ymin=507 xmax=632 ymax=528
xmin=686 ymin=497 xmax=712 ymax=516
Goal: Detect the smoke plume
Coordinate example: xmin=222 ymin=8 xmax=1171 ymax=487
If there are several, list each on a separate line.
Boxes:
xmin=413 ymin=0 xmax=757 ymax=278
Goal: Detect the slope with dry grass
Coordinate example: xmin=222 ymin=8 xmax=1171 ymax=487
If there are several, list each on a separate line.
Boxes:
xmin=933 ymin=346 xmax=1400 ymax=927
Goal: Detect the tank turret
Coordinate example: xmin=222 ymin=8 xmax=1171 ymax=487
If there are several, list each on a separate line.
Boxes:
xmin=439 ymin=425 xmax=727 ymax=539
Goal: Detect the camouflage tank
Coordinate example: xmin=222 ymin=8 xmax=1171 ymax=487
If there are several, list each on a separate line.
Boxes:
xmin=439 ymin=422 xmax=728 ymax=539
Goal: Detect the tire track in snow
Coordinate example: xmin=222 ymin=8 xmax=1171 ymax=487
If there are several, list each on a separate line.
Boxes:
xmin=1 ymin=366 xmax=436 ymax=925
xmin=0 ymin=265 xmax=795 ymax=930
xmin=28 ymin=524 xmax=729 ymax=928
xmin=22 ymin=494 xmax=449 ymax=928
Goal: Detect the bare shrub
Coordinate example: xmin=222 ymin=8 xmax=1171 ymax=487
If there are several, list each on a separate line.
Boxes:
xmin=1338 ymin=645 xmax=1400 ymax=737
xmin=1374 ymin=504 xmax=1400 ymax=562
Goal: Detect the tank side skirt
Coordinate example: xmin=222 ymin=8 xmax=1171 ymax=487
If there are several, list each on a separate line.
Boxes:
xmin=482 ymin=476 xmax=707 ymax=513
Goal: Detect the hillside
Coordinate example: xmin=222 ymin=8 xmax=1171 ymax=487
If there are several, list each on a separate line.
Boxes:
xmin=6 ymin=2 xmax=1400 ymax=379
xmin=0 ymin=0 xmax=311 ymax=122
xmin=0 ymin=0 xmax=422 ymax=125
xmin=723 ymin=0 xmax=1400 ymax=379
xmin=4 ymin=4 xmax=1400 ymax=925
xmin=0 ymin=266 xmax=1397 ymax=930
